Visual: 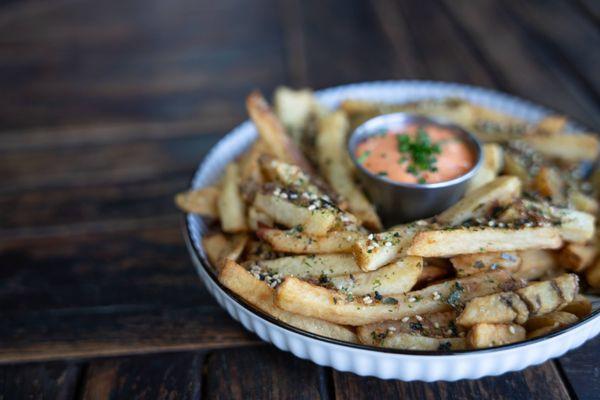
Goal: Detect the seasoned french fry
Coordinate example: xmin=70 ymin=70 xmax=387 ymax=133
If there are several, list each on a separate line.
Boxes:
xmin=175 ymin=186 xmax=220 ymax=217
xmin=258 ymin=156 xmax=323 ymax=197
xmin=257 ymin=228 xmax=362 ymax=253
xmin=275 ymin=271 xmax=522 ymax=326
xmin=218 ymin=163 xmax=248 ymax=233
xmin=559 ymin=243 xmax=598 ymax=273
xmin=568 ymin=190 xmax=599 ymax=214
xmin=468 ymin=323 xmax=526 ymax=348
xmin=559 ymin=294 xmax=592 ymax=318
xmin=245 ymin=254 xmax=361 ymax=279
xmin=524 ymin=311 xmax=578 ymax=332
xmin=533 ymin=115 xmax=567 ymax=135
xmin=247 ymin=206 xmax=274 ymax=230
xmin=450 ymin=251 xmax=521 ymax=277
xmin=352 ymin=223 xmax=424 ymax=271
xmin=523 ymin=133 xmax=599 ymax=162
xmin=357 ymin=311 xmax=463 ymax=343
xmin=437 ymin=176 xmax=521 ymax=226
xmin=274 ymin=86 xmax=321 ymax=144
xmin=532 ymin=166 xmax=565 ymax=205
xmin=246 ymin=91 xmax=315 ymax=173
xmin=238 ymin=140 xmax=269 ymax=182
xmin=514 ymin=249 xmax=559 ymax=281
xmin=219 ymin=260 xmax=357 ymax=342
xmin=328 ymin=256 xmax=423 ymax=296
xmin=516 ymin=274 xmax=579 ymax=317
xmin=203 ymin=233 xmax=248 ymax=271
xmin=316 ymin=111 xmax=382 ymax=230
xmin=407 ymin=226 xmax=562 ymax=258
xmin=253 ymin=192 xmax=337 ymax=236
xmin=503 ymin=151 xmax=530 ymax=183
xmin=363 ymin=332 xmax=467 ymax=351
xmin=465 ymin=143 xmax=504 ymax=193
xmin=457 ymin=292 xmax=529 ymax=327
xmin=585 ymin=258 xmax=600 ymax=288
xmin=417 ymin=263 xmax=450 ymax=286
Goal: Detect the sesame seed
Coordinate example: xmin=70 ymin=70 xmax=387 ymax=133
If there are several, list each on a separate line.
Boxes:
xmin=388 ymin=326 xmax=397 ymax=332
xmin=401 ymin=317 xmax=410 ymax=322
xmin=384 ymin=241 xmax=392 ymax=247
xmin=432 ymin=291 xmax=441 ymax=300
xmin=509 ymin=326 xmax=516 ymax=334
xmin=408 ymin=296 xmax=417 ymax=303
xmin=362 ymin=295 xmax=373 ymax=305
xmin=433 ymin=322 xmax=440 ymax=328
xmin=368 ymin=234 xmax=374 ymax=240
xmin=415 ymin=315 xmax=423 ymax=321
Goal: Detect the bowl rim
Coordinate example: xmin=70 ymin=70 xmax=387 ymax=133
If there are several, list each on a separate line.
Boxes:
xmin=184 ymin=79 xmax=600 ymax=357
xmin=347 ymin=112 xmax=483 ymax=190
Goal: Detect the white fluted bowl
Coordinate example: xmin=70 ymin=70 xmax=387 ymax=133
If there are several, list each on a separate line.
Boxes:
xmin=184 ymin=81 xmax=600 ymax=381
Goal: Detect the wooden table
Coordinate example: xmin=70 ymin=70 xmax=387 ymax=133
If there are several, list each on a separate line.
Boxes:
xmin=1 ymin=0 xmax=599 ymax=398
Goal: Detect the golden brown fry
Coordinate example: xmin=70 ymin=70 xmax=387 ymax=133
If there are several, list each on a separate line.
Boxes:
xmin=175 ymin=186 xmax=220 ymax=217
xmin=275 ymin=270 xmax=522 ymax=326
xmin=246 ymin=254 xmax=362 ymax=279
xmin=585 ymin=258 xmax=600 ymax=288
xmin=450 ymin=251 xmax=521 ymax=277
xmin=246 ymin=91 xmax=314 ymax=173
xmin=457 ymin=292 xmax=529 ymax=327
xmin=514 ymin=249 xmax=559 ymax=281
xmin=218 ymin=163 xmax=248 ymax=233
xmin=559 ymin=294 xmax=592 ymax=318
xmin=559 ymin=243 xmax=598 ymax=273
xmin=407 ymin=226 xmax=562 ymax=258
xmin=257 ymin=228 xmax=362 ymax=254
xmin=466 ymin=144 xmax=504 ymax=193
xmin=533 ymin=115 xmax=568 ymax=135
xmin=364 ymin=333 xmax=467 ymax=351
xmin=203 ymin=233 xmax=248 ymax=272
xmin=328 ymin=256 xmax=423 ymax=296
xmin=437 ymin=176 xmax=521 ymax=226
xmin=219 ymin=260 xmax=357 ymax=342
xmin=468 ymin=323 xmax=526 ymax=348
xmin=253 ymin=192 xmax=337 ymax=236
xmin=568 ymin=190 xmax=599 ymax=214
xmin=524 ymin=311 xmax=578 ymax=332
xmin=533 ymin=167 xmax=565 ymax=205
xmin=316 ymin=111 xmax=382 ymax=230
xmin=516 ymin=274 xmax=579 ymax=317
xmin=523 ymin=133 xmax=599 ymax=162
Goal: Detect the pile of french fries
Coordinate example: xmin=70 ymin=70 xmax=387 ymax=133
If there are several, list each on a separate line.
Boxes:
xmin=176 ymin=87 xmax=600 ymax=351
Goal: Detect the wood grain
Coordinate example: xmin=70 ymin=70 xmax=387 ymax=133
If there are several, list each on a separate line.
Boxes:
xmin=556 ymin=335 xmax=600 ymax=400
xmin=204 ymin=346 xmax=325 ymax=400
xmin=81 ymin=352 xmax=205 ymax=400
xmin=0 ymin=361 xmax=80 ymax=400
xmin=332 ymin=361 xmax=571 ymax=400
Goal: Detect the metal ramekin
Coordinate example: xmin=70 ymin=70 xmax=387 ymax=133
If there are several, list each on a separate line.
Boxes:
xmin=348 ymin=113 xmax=483 ymax=226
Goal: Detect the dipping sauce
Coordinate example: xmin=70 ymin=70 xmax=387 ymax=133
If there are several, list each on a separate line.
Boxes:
xmin=354 ymin=124 xmax=476 ymax=184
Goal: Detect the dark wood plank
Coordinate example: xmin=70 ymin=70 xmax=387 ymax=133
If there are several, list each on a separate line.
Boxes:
xmin=205 ymin=346 xmax=324 ymax=400
xmin=556 ymin=335 xmax=600 ymax=400
xmin=0 ymin=226 xmax=259 ymax=363
xmin=502 ymin=0 xmax=600 ymax=96
xmin=297 ymin=0 xmax=411 ymax=88
xmin=81 ymin=352 xmax=204 ymax=400
xmin=0 ymin=361 xmax=80 ymax=400
xmin=371 ymin=0 xmax=498 ymax=87
xmin=440 ymin=0 xmax=600 ymax=128
xmin=332 ymin=361 xmax=570 ymax=400
xmin=0 ymin=0 xmax=287 ymax=130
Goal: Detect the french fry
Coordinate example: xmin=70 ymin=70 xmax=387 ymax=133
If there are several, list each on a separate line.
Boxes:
xmin=238 ymin=140 xmax=269 ymax=182
xmin=524 ymin=311 xmax=578 ymax=332
xmin=503 ymin=151 xmax=530 ymax=183
xmin=514 ymin=249 xmax=559 ymax=281
xmin=465 ymin=143 xmax=504 ymax=193
xmin=352 ymin=223 xmax=424 ymax=271
xmin=219 ymin=260 xmax=357 ymax=342
xmin=175 ymin=186 xmax=220 ymax=217
xmin=357 ymin=311 xmax=463 ymax=343
xmin=532 ymin=167 xmax=565 ymax=205
xmin=585 ymin=258 xmax=600 ymax=288
xmin=363 ymin=333 xmax=467 ymax=351
xmin=258 ymin=156 xmax=324 ymax=197
xmin=273 ymin=86 xmax=321 ymax=144
xmin=516 ymin=274 xmax=579 ymax=317
xmin=533 ymin=115 xmax=568 ymax=135
xmin=316 ymin=111 xmax=382 ymax=230
xmin=523 ymin=133 xmax=599 ymax=162
xmin=203 ymin=233 xmax=248 ymax=272
xmin=246 ymin=91 xmax=315 ymax=173
xmin=417 ymin=263 xmax=451 ymax=286
xmin=457 ymin=292 xmax=529 ymax=327
xmin=559 ymin=243 xmax=598 ymax=273
xmin=218 ymin=163 xmax=248 ymax=233
xmin=568 ymin=190 xmax=599 ymax=214
xmin=247 ymin=206 xmax=274 ymax=230
xmin=253 ymin=192 xmax=338 ymax=236
xmin=450 ymin=251 xmax=521 ymax=277
xmin=468 ymin=323 xmax=526 ymax=348
xmin=275 ymin=270 xmax=522 ymax=326
xmin=328 ymin=256 xmax=423 ymax=296
xmin=436 ymin=176 xmax=521 ymax=226
xmin=257 ymin=228 xmax=362 ymax=253
xmin=407 ymin=226 xmax=562 ymax=258
xmin=245 ymin=254 xmax=362 ymax=279
xmin=559 ymin=294 xmax=592 ymax=318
